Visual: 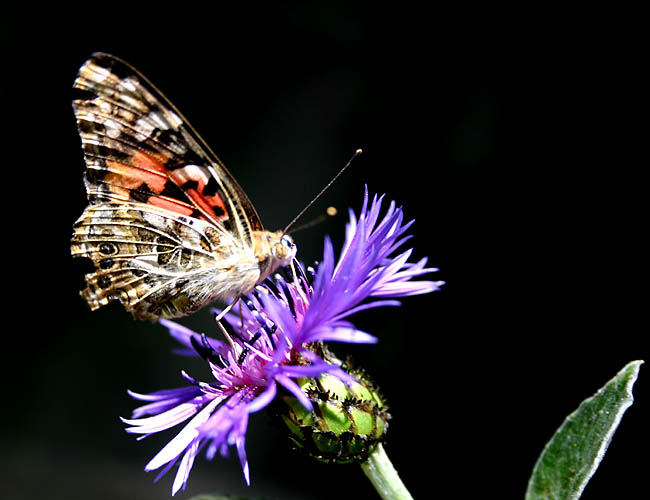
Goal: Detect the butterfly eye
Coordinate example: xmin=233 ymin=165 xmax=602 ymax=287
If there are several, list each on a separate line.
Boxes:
xmin=272 ymin=235 xmax=296 ymax=263
xmin=281 ymin=235 xmax=294 ymax=249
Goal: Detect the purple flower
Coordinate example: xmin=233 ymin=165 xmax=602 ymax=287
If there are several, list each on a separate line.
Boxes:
xmin=122 ymin=188 xmax=444 ymax=495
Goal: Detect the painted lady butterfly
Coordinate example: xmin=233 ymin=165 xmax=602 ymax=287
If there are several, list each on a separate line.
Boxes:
xmin=70 ymin=53 xmax=297 ymax=320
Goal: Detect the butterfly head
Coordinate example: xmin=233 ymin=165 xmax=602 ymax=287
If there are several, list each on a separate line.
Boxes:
xmin=272 ymin=233 xmax=297 ymax=265
xmin=253 ymin=231 xmax=297 ymax=281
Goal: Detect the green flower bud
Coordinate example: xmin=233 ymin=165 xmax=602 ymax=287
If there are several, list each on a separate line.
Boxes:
xmin=274 ymin=343 xmax=390 ymax=464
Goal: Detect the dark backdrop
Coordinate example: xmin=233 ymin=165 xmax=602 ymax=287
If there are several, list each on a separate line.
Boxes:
xmin=2 ymin=2 xmax=646 ymax=499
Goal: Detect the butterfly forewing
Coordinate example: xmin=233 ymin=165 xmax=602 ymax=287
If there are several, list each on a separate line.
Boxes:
xmin=73 ymin=52 xmax=263 ymax=240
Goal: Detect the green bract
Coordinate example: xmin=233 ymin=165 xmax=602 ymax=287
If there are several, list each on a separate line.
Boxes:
xmin=276 ymin=344 xmax=389 ymax=464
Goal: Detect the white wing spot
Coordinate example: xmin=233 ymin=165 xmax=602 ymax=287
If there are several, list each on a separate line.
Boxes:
xmin=104 ymin=119 xmax=122 ymax=138
xmin=121 ymin=78 xmax=138 ymax=92
xmin=135 ymin=117 xmax=156 ymax=137
xmin=86 ymin=63 xmax=111 ymax=83
xmin=170 ymin=165 xmax=211 ymax=185
xmin=168 ymin=111 xmax=183 ymax=128
xmin=119 ymin=93 xmax=147 ymax=113
xmin=149 ymin=112 xmax=169 ymax=130
xmin=99 ymin=100 xmax=113 ymax=114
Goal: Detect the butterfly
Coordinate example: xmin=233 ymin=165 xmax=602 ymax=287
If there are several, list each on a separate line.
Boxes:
xmin=70 ymin=53 xmax=297 ymax=320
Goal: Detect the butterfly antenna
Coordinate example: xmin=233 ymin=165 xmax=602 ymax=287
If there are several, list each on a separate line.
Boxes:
xmin=287 ymin=206 xmax=337 ymax=235
xmin=282 ymin=149 xmax=362 ymax=235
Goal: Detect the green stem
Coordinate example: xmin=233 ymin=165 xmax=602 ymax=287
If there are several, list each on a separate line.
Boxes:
xmin=361 ymin=443 xmax=414 ymax=500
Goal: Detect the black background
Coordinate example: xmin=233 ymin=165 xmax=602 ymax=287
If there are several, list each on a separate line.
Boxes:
xmin=1 ymin=2 xmax=646 ymax=499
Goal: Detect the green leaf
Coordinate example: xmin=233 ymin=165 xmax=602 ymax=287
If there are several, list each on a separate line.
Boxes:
xmin=525 ymin=360 xmax=643 ymax=500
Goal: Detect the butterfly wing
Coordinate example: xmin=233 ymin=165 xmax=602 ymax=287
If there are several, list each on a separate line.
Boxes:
xmin=72 ymin=52 xmax=263 ymax=242
xmin=71 ymin=202 xmax=254 ymax=320
xmin=71 ymin=53 xmax=264 ymax=319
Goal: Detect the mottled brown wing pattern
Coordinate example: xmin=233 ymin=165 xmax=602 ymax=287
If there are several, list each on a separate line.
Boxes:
xmin=71 ymin=202 xmax=262 ymax=320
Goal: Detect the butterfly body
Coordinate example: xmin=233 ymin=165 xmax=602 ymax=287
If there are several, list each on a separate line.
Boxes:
xmin=71 ymin=53 xmax=296 ymax=320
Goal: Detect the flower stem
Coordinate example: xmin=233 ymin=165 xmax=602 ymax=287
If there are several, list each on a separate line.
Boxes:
xmin=361 ymin=443 xmax=414 ymax=500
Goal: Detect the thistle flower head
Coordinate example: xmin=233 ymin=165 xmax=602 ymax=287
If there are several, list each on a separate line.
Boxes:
xmin=122 ymin=187 xmax=444 ymax=495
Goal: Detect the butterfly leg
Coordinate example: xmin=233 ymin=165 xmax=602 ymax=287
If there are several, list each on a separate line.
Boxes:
xmin=214 ymin=297 xmax=240 ymax=322
xmin=214 ymin=297 xmax=261 ymax=365
xmin=215 ymin=319 xmax=237 ymax=353
xmin=214 ymin=296 xmax=242 ymax=352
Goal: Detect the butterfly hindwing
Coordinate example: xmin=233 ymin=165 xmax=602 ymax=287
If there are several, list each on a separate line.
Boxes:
xmin=71 ymin=201 xmax=261 ymax=320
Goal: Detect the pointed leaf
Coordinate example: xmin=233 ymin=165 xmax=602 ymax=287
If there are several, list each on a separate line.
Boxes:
xmin=525 ymin=360 xmax=643 ymax=500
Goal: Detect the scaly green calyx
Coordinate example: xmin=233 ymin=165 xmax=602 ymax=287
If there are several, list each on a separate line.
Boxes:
xmin=276 ymin=343 xmax=390 ymax=464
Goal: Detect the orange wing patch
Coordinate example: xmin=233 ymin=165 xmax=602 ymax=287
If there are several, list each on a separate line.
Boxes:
xmin=102 ymin=151 xmax=195 ymax=217
xmin=169 ymin=165 xmax=228 ymax=223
